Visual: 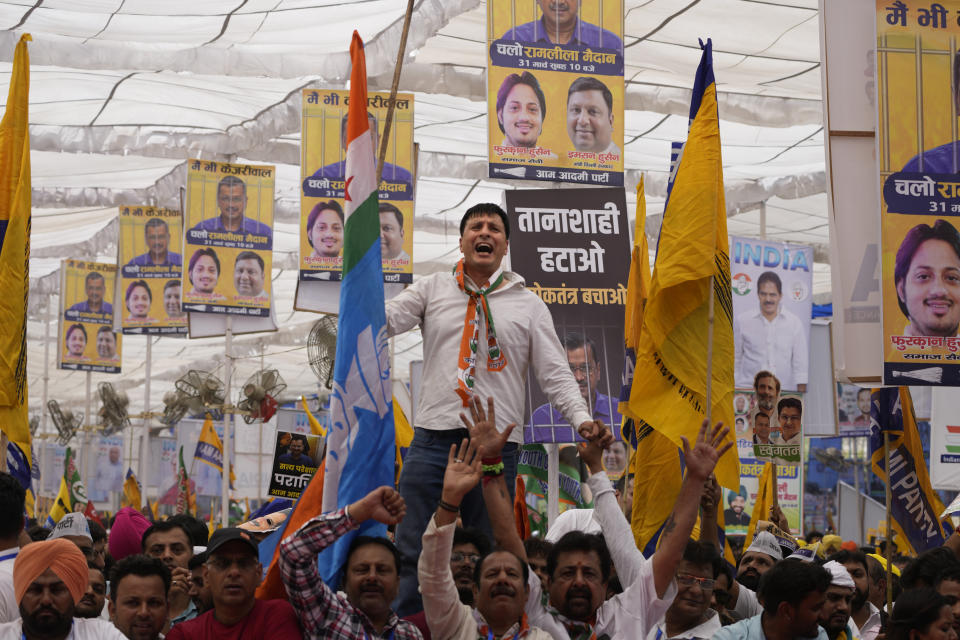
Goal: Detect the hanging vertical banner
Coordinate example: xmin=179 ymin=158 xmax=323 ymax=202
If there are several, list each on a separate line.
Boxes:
xmin=930 ymin=387 xmax=960 ymax=490
xmin=504 ymin=187 xmax=629 ymax=443
xmin=267 ymin=431 xmax=323 ymax=500
xmin=59 ymin=260 xmax=121 ymax=373
xmin=876 ymin=1 xmax=960 ymax=386
xmin=298 ymin=89 xmax=415 ymax=284
xmin=487 ymin=0 xmax=624 ymax=185
xmin=729 ymin=388 xmax=803 ymax=534
xmin=117 ymin=205 xmax=187 ymax=335
xmin=183 ymin=159 xmax=274 ymax=317
xmin=731 ymin=236 xmax=813 ymax=393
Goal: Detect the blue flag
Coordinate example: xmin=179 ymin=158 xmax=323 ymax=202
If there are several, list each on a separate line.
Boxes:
xmin=870 ymin=387 xmax=953 ymax=554
xmin=317 ymin=32 xmax=395 ymax=588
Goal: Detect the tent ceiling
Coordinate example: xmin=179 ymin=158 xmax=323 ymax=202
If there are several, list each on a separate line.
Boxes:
xmin=0 ymin=0 xmax=832 ymax=418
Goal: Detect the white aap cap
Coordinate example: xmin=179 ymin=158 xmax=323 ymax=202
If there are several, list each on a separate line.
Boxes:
xmin=823 ymin=560 xmax=856 ymax=589
xmin=49 ymin=512 xmax=92 ymax=541
xmin=745 ymin=531 xmax=783 ymax=561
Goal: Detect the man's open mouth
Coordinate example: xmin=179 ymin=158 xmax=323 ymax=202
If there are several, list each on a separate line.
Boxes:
xmin=476 ymin=243 xmax=493 ymax=254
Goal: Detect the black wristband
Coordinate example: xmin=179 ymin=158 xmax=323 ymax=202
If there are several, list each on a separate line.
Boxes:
xmin=438 ymin=499 xmax=460 ymax=513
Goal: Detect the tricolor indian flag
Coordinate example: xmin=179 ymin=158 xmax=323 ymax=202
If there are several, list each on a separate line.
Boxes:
xmin=317 ymin=31 xmax=395 ymax=588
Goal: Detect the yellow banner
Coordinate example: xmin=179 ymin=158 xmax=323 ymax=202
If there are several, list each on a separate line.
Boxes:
xmin=60 ymin=260 xmax=121 ymax=373
xmin=299 ymin=89 xmax=415 ymax=284
xmin=183 ymin=159 xmax=274 ymax=317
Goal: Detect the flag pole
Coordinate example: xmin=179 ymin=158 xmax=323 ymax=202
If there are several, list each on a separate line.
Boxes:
xmin=705 ymin=275 xmax=714 ymax=427
xmin=884 ymin=427 xmax=893 ymax=614
xmin=376 ymin=0 xmax=415 ymax=184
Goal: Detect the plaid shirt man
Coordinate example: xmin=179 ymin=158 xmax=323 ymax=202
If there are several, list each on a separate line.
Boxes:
xmin=278 ymin=508 xmax=423 ymax=640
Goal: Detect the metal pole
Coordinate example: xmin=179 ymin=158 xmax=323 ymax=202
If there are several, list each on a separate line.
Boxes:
xmin=83 ymin=371 xmax=92 ymax=504
xmin=140 ymin=338 xmax=152 ymax=496
xmin=39 ymin=301 xmax=51 ymax=509
xmin=222 ymin=317 xmax=233 ymax=526
xmin=258 ymin=342 xmax=264 ymax=504
xmin=759 ymin=200 xmax=767 ymax=239
xmin=377 ymin=0 xmax=416 ymax=184
xmin=884 ymin=430 xmax=894 ymax=614
xmin=547 ymin=443 xmax=559 ymax=528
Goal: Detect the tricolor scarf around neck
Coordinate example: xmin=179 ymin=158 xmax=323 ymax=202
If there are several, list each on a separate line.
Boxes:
xmin=454 ymin=259 xmax=507 ymax=406
xmin=473 ymin=610 xmax=531 ymax=640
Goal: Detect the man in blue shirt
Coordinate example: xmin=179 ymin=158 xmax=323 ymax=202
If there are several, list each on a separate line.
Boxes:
xmin=527 ymin=333 xmax=621 ymax=442
xmin=128 ymin=218 xmax=182 ymax=267
xmin=67 ymin=272 xmax=113 ymax=316
xmin=303 ymin=111 xmax=414 ymax=199
xmin=190 ymin=175 xmax=271 ymax=239
xmin=500 ymin=0 xmax=622 ymax=50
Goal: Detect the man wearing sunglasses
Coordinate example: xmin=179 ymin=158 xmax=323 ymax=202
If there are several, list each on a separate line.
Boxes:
xmin=166 ymin=528 xmax=301 ymax=639
xmin=646 ymin=541 xmax=723 ymax=639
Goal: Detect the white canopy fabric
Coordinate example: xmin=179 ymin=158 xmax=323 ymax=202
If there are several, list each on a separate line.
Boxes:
xmin=0 ymin=0 xmax=830 ymax=425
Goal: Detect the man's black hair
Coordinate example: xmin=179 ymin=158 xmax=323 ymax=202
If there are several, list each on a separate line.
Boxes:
xmin=524 ymin=536 xmax=553 ymax=560
xmin=167 ymin=514 xmax=209 ymax=547
xmin=344 ymin=535 xmax=401 ymax=576
xmin=756 ymin=271 xmax=782 ymax=295
xmin=902 ymin=547 xmax=960 ymax=590
xmin=234 ymin=250 xmax=264 ymax=273
xmin=827 ymin=549 xmax=869 ymax=578
xmin=144 ymin=217 xmax=169 ymax=233
xmin=805 ymin=530 xmax=824 ymax=544
xmin=473 ymin=548 xmax=530 ymax=586
xmin=459 ymin=203 xmax=510 ymax=240
xmin=188 ymin=551 xmax=208 ymax=571
xmin=777 ymin=397 xmax=802 ymax=418
xmin=87 ymin=518 xmax=106 ymax=545
xmin=0 ymin=472 xmax=25 ymax=540
xmin=757 ymin=559 xmax=830 ymax=616
xmin=682 ymin=540 xmax=722 ymax=579
xmin=141 ymin=519 xmax=193 ymax=552
xmin=566 ymin=76 xmax=613 ymax=114
xmin=453 ymin=527 xmax=492 ymax=557
xmin=217 ymin=174 xmax=246 ymax=198
xmin=109 ymin=554 xmax=171 ymax=602
xmin=547 ymin=531 xmax=612 ymax=582
xmin=85 ymin=271 xmax=105 ymax=286
xmin=561 ymin=333 xmax=599 ymax=363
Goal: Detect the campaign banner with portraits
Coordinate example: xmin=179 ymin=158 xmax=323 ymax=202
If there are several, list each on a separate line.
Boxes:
xmin=876 ymin=1 xmax=960 ymax=385
xmin=267 ymin=431 xmax=323 ymax=500
xmin=728 ymin=388 xmax=804 ymax=535
xmin=298 ymin=89 xmax=415 ymax=284
xmin=87 ymin=436 xmax=125 ymax=502
xmin=117 ymin=206 xmax=187 ymax=335
xmin=505 ymin=188 xmax=629 ymax=443
xmin=59 ymin=260 xmax=121 ymax=373
xmin=487 ymin=0 xmax=624 ymax=185
xmin=837 ymin=383 xmax=874 ymax=436
xmin=730 ymin=236 xmax=813 ymax=394
xmin=183 ymin=159 xmax=274 ymax=317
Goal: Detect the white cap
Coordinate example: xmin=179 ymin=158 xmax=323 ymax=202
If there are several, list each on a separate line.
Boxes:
xmin=823 ymin=560 xmax=856 ymax=589
xmin=787 ymin=544 xmax=819 ymax=563
xmin=745 ymin=531 xmax=783 ymax=561
xmin=49 ymin=512 xmax=92 ymax=541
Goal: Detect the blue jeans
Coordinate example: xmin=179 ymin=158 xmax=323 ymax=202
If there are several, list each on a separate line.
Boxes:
xmin=393 ymin=427 xmax=518 ymax=617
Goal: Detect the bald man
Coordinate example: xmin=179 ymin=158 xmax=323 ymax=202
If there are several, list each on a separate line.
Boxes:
xmin=0 ymin=538 xmax=125 ymax=639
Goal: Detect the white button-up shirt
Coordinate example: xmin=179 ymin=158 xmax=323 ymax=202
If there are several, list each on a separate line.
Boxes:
xmin=733 ymin=305 xmax=808 ymax=390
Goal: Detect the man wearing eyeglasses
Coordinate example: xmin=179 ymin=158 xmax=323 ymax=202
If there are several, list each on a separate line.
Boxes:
xmin=645 ymin=541 xmax=722 ymax=639
xmin=166 ymin=528 xmax=301 ymax=639
xmin=527 ymin=333 xmax=621 ymax=442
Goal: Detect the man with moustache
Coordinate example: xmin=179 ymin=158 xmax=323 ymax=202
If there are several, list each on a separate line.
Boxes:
xmin=127 ymin=218 xmax=181 ymax=268
xmin=646 ymin=541 xmax=723 ymax=639
xmin=734 ymin=271 xmax=808 ymax=391
xmin=108 ymin=555 xmax=170 ymax=640
xmin=726 ymin=531 xmax=783 ymax=620
xmin=167 ymin=529 xmax=300 ymax=639
xmin=936 ymin=567 xmax=960 ymax=639
xmin=163 ymin=280 xmax=184 ymax=319
xmin=190 ymin=176 xmax=271 ymax=238
xmin=279 ymin=486 xmax=422 ymax=640
xmin=751 ymin=411 xmax=772 ymax=446
xmin=772 ymin=398 xmax=802 ymax=446
xmin=818 ymin=561 xmax=857 ymax=640
xmin=501 ymin=0 xmax=622 ymax=50
xmin=830 ymin=550 xmax=880 ymax=640
xmin=0 ymin=538 xmax=126 ymax=639
xmin=528 ymin=334 xmax=621 ymax=442
xmin=140 ymin=521 xmax=195 ymax=627
xmin=72 ymin=565 xmax=106 ymax=620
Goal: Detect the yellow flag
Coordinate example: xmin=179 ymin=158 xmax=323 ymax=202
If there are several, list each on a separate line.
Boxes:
xmin=626 ymin=41 xmax=739 ymax=489
xmin=746 ymin=462 xmax=776 ymax=544
xmin=394 ymin=397 xmax=413 ymax=473
xmin=0 ymin=35 xmax=32 ymax=489
xmin=123 ymin=468 xmax=142 ymax=510
xmin=301 ymin=396 xmax=326 ymax=436
xmin=625 ymin=176 xmax=685 ymax=550
xmin=148 ymin=498 xmax=159 ymax=521
xmin=46 ymin=476 xmax=71 ymax=527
